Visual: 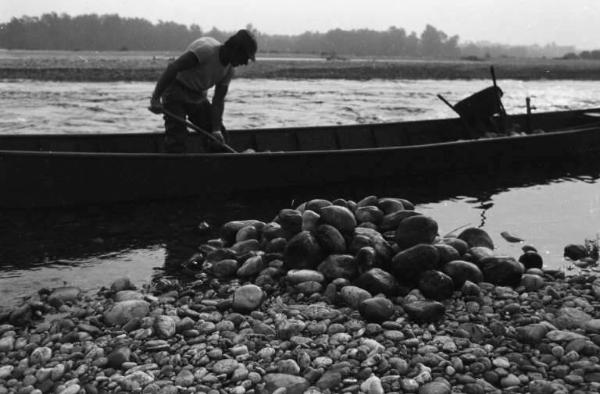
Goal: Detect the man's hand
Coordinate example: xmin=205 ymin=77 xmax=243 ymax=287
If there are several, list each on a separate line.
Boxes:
xmin=211 ymin=130 xmax=225 ymax=144
xmin=148 ymin=96 xmax=163 ymax=114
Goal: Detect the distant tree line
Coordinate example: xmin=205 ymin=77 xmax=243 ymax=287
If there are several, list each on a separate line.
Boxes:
xmin=0 ymin=13 xmax=583 ymax=59
xmin=562 ymin=50 xmax=600 ymax=60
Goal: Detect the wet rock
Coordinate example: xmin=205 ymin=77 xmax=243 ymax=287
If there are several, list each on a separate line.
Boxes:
xmin=418 ymin=270 xmax=454 ymax=300
xmin=458 ymin=228 xmax=494 ymax=249
xmin=381 ymin=210 xmax=421 ymax=231
xmin=103 ymin=300 xmax=150 ymax=326
xmin=520 ymin=273 xmax=545 ymax=291
xmin=442 ymin=260 xmax=483 ymax=288
xmin=554 ymin=307 xmax=592 ymax=329
xmin=359 ymin=297 xmax=395 ymax=323
xmin=278 ymin=209 xmax=303 ymax=239
xmin=378 ymin=197 xmax=405 ymax=214
xmin=0 ymin=336 xmax=15 ymax=352
xmin=340 ymin=286 xmax=373 ymax=309
xmin=391 ymin=244 xmax=439 ymax=285
xmin=360 ymin=374 xmax=384 ymax=393
xmin=564 ymin=244 xmax=587 ymax=260
xmin=516 ymin=323 xmax=550 ymax=344
xmin=284 ymin=231 xmax=323 ymax=270
xmin=110 ymin=277 xmax=136 ymax=292
xmin=154 ymin=315 xmax=176 ymax=338
xmin=301 ymin=210 xmax=320 ymax=232
xmin=263 ymin=373 xmax=310 ymax=394
xmin=466 ymin=246 xmax=495 ymax=267
xmin=395 ymin=215 xmax=438 ymax=249
xmin=230 ymin=239 xmax=261 ymax=255
xmin=434 ymin=244 xmax=461 ymax=266
xmin=519 ymin=251 xmax=543 ymax=269
xmin=212 ymin=259 xmax=239 ymax=278
xmin=232 ymin=284 xmax=264 ymax=313
xmin=113 ymin=290 xmax=144 ymax=302
xmin=315 ymin=224 xmax=347 ymax=254
xmin=287 ymin=269 xmax=325 ymax=284
xmin=419 ymin=381 xmax=451 ymax=394
xmin=237 ymin=255 xmax=264 ymax=277
xmin=404 ymin=300 xmax=446 ymax=323
xmin=47 ymin=287 xmax=81 ymax=307
xmin=221 ymin=219 xmax=264 ymax=245
xmin=441 ymin=237 xmax=469 ymax=256
xmin=320 ymin=205 xmax=357 ymax=233
xmin=234 ymin=226 xmax=259 ymax=246
xmin=29 ymin=346 xmax=52 ymax=365
xmin=305 ymin=198 xmax=333 ymax=214
xmin=318 ymin=254 xmax=358 ymax=280
xmin=107 ymin=347 xmax=130 ymax=368
xmin=355 ymin=206 xmax=384 ymax=225
xmin=354 ymin=268 xmax=400 ymax=297
xmin=479 ymin=256 xmax=524 ymax=286
xmin=351 ymin=227 xmax=393 ymax=265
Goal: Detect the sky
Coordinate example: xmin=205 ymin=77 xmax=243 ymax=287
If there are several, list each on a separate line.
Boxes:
xmin=2 ymin=0 xmax=600 ymax=50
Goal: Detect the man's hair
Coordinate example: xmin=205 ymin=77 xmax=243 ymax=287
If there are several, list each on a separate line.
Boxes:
xmin=224 ymin=29 xmax=257 ymax=60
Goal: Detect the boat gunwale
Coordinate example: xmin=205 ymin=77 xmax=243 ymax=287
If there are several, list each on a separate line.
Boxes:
xmin=1 ymin=122 xmax=600 ymax=158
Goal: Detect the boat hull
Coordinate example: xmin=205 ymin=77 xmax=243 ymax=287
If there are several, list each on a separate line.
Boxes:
xmin=1 ymin=108 xmax=600 ymax=207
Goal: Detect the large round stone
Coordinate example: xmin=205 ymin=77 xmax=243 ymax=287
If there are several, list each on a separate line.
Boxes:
xmin=418 ymin=270 xmax=454 ymax=300
xmin=395 ymin=215 xmax=438 ymax=249
xmin=283 ymin=231 xmax=323 ymax=270
xmin=358 ymin=297 xmax=395 ymax=323
xmin=380 ymin=210 xmax=422 ymax=232
xmin=377 ymin=197 xmax=405 ymax=214
xmin=315 ymin=224 xmax=347 ymax=254
xmin=305 ymin=199 xmax=333 ymax=214
xmin=355 ymin=206 xmax=384 ymax=225
xmin=277 ymin=209 xmax=303 ymax=239
xmin=232 ymin=284 xmax=264 ymax=313
xmin=480 ymin=256 xmax=524 ymax=286
xmin=390 ymin=244 xmax=440 ymax=285
xmin=340 ymin=285 xmax=372 ymax=309
xmin=403 ymin=300 xmax=446 ymax=323
xmin=458 ymin=228 xmax=494 ymax=249
xmin=354 ymin=268 xmax=400 ymax=296
xmin=320 ymin=205 xmax=357 ymax=233
xmin=518 ymin=251 xmax=543 ymax=269
xmin=318 ymin=254 xmax=357 ymax=280
xmin=442 ymin=260 xmax=484 ymax=288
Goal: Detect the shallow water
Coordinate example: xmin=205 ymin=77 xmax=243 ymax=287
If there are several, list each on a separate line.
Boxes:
xmin=1 ymin=78 xmax=600 ymax=307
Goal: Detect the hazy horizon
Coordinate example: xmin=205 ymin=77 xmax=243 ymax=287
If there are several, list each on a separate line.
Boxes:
xmin=1 ymin=0 xmax=599 ymax=50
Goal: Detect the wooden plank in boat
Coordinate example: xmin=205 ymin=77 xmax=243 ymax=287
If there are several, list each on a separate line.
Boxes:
xmin=337 ymin=128 xmax=375 ymax=149
xmin=255 ymin=131 xmax=297 ymax=152
xmin=296 ymin=129 xmax=338 ymax=151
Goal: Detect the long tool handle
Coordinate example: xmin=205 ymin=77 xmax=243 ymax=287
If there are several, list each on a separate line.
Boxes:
xmin=161 ymin=108 xmax=238 ymax=153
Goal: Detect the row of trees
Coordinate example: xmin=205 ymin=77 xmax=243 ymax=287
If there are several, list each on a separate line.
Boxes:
xmin=0 ymin=13 xmax=580 ymax=59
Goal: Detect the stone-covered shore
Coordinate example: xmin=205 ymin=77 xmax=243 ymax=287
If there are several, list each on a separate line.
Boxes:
xmin=1 ymin=195 xmax=600 ymax=394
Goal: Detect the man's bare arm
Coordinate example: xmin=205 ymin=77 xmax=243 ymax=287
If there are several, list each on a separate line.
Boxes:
xmin=211 ymin=83 xmax=229 ymax=131
xmin=149 ymin=52 xmax=198 ymax=113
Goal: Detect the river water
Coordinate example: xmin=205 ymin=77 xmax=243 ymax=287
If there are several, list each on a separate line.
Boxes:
xmin=1 ymin=78 xmax=600 ymax=307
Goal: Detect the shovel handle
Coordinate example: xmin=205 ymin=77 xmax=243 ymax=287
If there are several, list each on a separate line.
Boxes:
xmin=158 ymin=108 xmax=238 ymax=153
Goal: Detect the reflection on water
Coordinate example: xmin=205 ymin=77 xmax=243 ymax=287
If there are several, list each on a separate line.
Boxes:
xmin=2 ymin=78 xmax=600 ymax=306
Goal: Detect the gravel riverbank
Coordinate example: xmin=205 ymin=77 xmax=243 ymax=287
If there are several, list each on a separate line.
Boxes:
xmin=1 ymin=195 xmax=599 ymax=394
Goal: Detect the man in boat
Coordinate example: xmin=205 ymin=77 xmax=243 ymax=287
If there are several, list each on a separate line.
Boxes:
xmin=149 ymin=29 xmax=257 ymax=153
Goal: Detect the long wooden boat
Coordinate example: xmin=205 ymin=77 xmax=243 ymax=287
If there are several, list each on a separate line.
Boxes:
xmin=1 ymin=107 xmax=600 ymax=208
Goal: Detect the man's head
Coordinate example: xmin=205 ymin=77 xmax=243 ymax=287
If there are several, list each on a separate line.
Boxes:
xmin=224 ymin=29 xmax=257 ymax=66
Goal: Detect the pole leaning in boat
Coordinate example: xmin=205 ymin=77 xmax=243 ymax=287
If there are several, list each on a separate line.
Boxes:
xmin=152 ymin=107 xmax=238 ymax=153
